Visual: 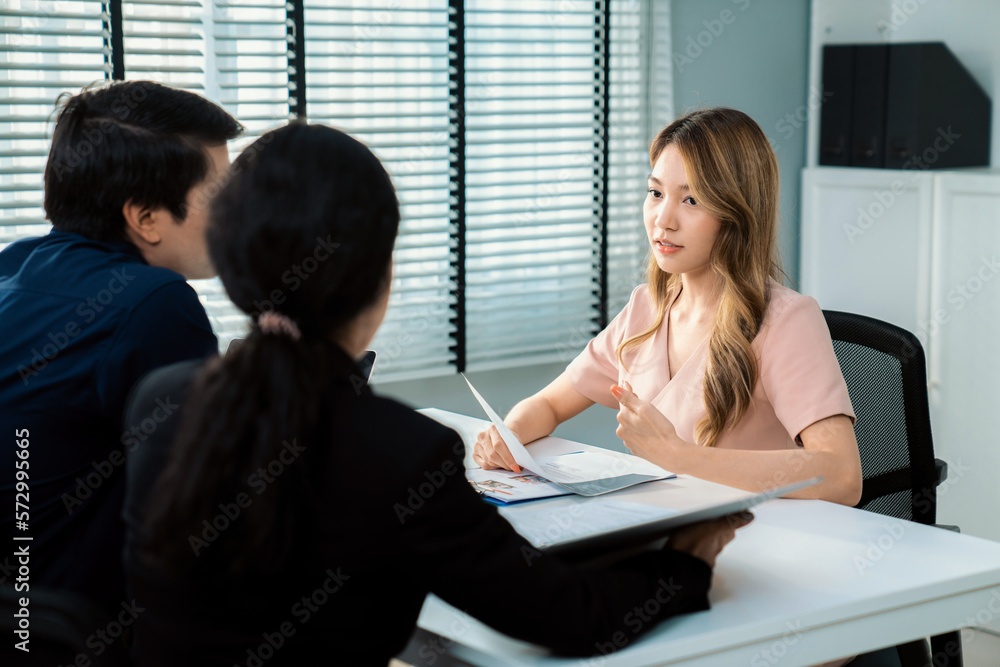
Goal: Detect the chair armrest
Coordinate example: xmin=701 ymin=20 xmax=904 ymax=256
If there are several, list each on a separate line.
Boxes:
xmin=934 ymin=524 xmax=961 ymax=533
xmin=934 ymin=458 xmax=948 ymax=486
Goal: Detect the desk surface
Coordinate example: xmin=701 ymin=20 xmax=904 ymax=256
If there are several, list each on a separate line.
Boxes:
xmin=416 ymin=409 xmax=1000 ymax=667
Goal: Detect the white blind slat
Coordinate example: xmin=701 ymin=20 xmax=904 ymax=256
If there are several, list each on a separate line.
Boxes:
xmin=1 ymin=0 xmax=659 ymax=378
xmin=0 ymin=0 xmax=107 ymax=252
xmin=305 ymin=0 xmax=454 ymax=382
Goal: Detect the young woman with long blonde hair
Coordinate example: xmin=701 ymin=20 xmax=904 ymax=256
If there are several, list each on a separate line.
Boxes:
xmin=474 ymin=107 xmax=863 ymax=506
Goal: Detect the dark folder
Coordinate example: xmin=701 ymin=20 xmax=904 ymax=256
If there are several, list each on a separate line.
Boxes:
xmin=820 ymin=41 xmax=991 ymax=171
xmin=884 ymin=42 xmax=991 ymax=170
xmin=819 ymin=45 xmax=855 ymax=167
xmin=850 ymin=45 xmax=889 ymax=168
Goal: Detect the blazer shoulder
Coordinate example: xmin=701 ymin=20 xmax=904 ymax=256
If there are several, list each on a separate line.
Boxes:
xmin=362 ymin=396 xmax=467 ymax=468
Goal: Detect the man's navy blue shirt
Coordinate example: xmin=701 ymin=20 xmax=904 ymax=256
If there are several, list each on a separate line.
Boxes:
xmin=0 ymin=229 xmax=217 ymax=611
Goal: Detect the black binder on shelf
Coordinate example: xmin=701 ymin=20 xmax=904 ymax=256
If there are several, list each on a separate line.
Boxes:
xmin=819 ymin=41 xmax=991 ymax=170
xmin=819 ymin=45 xmax=854 ymax=167
xmin=850 ymin=45 xmax=889 ymax=169
xmin=884 ymin=42 xmax=991 ymax=170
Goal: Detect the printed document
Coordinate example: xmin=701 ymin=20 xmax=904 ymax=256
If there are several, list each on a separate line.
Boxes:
xmin=463 ymin=375 xmax=673 ymax=497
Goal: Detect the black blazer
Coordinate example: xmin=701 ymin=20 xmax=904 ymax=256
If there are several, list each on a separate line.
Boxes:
xmin=122 ymin=348 xmax=712 ymax=666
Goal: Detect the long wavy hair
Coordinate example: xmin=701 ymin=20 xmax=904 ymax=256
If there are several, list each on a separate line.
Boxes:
xmin=617 ymin=108 xmax=783 ymax=448
xmin=142 ymin=123 xmax=399 ymax=574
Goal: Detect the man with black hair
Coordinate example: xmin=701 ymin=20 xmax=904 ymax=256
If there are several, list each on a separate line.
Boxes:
xmin=0 ymin=80 xmax=243 ymax=614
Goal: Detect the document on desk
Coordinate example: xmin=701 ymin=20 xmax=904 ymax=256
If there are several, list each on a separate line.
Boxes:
xmin=512 ymin=476 xmax=823 ymax=556
xmin=462 ymin=375 xmax=673 ymax=497
xmin=467 ymin=463 xmax=575 ymax=504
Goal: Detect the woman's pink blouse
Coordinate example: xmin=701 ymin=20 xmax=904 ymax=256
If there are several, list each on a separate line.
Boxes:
xmin=565 ymin=282 xmax=856 ymax=449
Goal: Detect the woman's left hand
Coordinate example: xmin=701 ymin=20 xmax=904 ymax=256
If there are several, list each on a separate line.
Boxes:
xmin=612 ymin=381 xmax=685 ymax=467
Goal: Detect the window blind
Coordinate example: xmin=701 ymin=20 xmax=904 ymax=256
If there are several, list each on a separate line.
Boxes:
xmin=463 ymin=0 xmax=645 ymax=372
xmin=0 ymin=1 xmax=108 ymax=250
xmin=206 ymin=0 xmax=291 ymax=346
xmin=122 ymin=0 xmax=205 ymax=92
xmin=214 ymin=0 xmax=290 ymax=148
xmin=605 ymin=0 xmax=649 ymax=319
xmin=1 ymin=0 xmax=660 ymax=380
xmin=304 ymin=0 xmax=457 ymax=382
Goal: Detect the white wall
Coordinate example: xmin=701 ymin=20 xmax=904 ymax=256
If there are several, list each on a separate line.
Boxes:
xmin=807 ymin=0 xmax=999 ymax=168
xmin=670 ymin=0 xmax=813 ymax=287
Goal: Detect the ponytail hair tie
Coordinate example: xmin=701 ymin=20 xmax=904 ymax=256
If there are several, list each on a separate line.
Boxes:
xmin=257 ymin=311 xmax=302 ymax=341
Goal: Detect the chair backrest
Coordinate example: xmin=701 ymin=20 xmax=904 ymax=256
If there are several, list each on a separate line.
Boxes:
xmin=823 ymin=310 xmax=938 ymax=524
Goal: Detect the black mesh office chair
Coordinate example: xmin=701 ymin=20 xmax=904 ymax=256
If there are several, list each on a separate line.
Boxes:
xmin=824 ymin=310 xmax=962 ymax=667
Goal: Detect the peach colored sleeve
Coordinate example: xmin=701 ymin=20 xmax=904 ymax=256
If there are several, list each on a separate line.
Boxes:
xmin=758 ymin=294 xmax=856 ymax=441
xmin=564 ymin=286 xmax=643 ymax=409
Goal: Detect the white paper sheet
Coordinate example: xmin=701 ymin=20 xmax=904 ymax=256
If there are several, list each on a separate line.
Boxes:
xmin=462 ymin=374 xmax=673 ymax=496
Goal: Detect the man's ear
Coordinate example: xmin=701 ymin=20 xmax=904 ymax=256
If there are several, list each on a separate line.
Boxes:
xmin=122 ymin=199 xmax=163 ymax=246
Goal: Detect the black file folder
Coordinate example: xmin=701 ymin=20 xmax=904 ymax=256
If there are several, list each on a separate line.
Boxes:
xmin=884 ymin=42 xmax=991 ymax=170
xmin=820 ymin=41 xmax=991 ymax=170
xmin=850 ymin=45 xmax=889 ymax=168
xmin=819 ymin=45 xmax=854 ymax=166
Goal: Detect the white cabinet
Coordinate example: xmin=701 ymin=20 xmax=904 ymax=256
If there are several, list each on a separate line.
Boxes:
xmin=801 ymin=166 xmax=1000 ymax=542
xmin=800 ymin=167 xmax=934 ymax=346
xmin=927 ymin=173 xmax=1000 ymax=539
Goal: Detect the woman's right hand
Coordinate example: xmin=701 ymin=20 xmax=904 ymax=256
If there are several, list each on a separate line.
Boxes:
xmin=666 ymin=511 xmax=754 ymax=568
xmin=473 ymin=425 xmax=523 ymax=473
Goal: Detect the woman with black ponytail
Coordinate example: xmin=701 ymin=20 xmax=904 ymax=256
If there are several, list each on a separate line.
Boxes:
xmin=122 ymin=122 xmax=750 ymax=666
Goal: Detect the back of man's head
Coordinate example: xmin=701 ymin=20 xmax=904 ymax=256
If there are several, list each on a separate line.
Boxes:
xmin=44 ymin=80 xmax=243 ymax=242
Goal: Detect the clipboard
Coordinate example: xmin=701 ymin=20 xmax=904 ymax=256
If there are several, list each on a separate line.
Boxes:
xmin=531 ymin=477 xmax=822 ymax=561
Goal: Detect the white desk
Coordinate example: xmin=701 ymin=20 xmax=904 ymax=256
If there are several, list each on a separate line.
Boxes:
xmin=415 ymin=409 xmax=1000 ymax=667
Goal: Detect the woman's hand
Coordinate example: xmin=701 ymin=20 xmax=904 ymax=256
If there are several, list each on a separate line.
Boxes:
xmin=470 ymin=373 xmax=595 ymax=474
xmin=472 ymin=425 xmax=523 ymax=473
xmin=668 ymin=512 xmax=754 ymax=567
xmin=612 ymin=382 xmax=687 ymax=468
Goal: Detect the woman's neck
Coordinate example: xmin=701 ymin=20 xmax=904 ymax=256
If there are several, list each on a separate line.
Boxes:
xmin=674 ymin=268 xmax=722 ymax=317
